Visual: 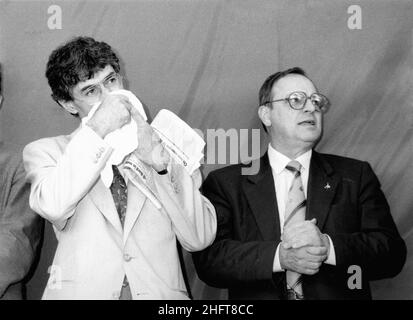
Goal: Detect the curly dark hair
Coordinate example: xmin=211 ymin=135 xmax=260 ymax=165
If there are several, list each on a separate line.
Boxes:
xmin=46 ymin=36 xmax=120 ymax=102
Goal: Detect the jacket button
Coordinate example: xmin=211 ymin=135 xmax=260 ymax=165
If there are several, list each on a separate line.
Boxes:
xmin=124 ymin=253 xmax=132 ymax=262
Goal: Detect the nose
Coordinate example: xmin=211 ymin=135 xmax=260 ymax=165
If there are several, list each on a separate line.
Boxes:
xmin=303 ymin=97 xmax=316 ymax=113
xmin=100 ymin=85 xmax=112 ymax=99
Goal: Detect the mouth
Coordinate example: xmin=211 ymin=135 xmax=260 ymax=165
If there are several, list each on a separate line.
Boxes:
xmin=298 ymin=120 xmax=316 ymax=126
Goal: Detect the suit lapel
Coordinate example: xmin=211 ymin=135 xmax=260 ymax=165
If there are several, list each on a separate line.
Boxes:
xmin=242 ymin=154 xmax=281 ymax=241
xmin=306 ymin=151 xmax=340 ymax=231
xmin=89 ymin=179 xmax=123 ymax=234
xmin=123 ymin=182 xmax=147 ymax=244
xmin=66 ymin=126 xmax=124 ymax=234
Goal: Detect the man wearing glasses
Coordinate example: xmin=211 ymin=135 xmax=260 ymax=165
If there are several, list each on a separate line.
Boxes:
xmin=23 ymin=37 xmax=216 ymax=299
xmin=193 ymin=67 xmax=406 ymax=300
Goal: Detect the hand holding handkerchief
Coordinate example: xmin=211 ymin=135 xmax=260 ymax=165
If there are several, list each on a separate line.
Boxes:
xmin=82 ymin=89 xmax=147 ymax=187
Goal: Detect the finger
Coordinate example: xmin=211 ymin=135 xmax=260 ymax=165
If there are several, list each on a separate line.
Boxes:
xmin=285 ymin=228 xmax=318 ymax=244
xmin=281 ymin=229 xmax=298 ymax=242
xmin=121 ymin=99 xmax=133 ymax=113
xmin=309 ymin=218 xmax=317 ymax=225
xmin=290 ymin=225 xmax=320 ymax=241
xmin=293 ymin=238 xmax=324 ymax=249
xmin=306 ymin=246 xmax=328 ymax=256
xmin=280 ymin=232 xmax=293 ymax=244
xmin=112 ymin=93 xmax=130 ymax=102
xmin=302 ymin=261 xmax=321 ymax=270
xmin=160 ymin=146 xmax=170 ymax=163
xmin=304 ymin=252 xmax=327 ymax=263
xmin=282 ymin=242 xmax=292 ymax=249
xmin=285 ymin=220 xmax=316 ymax=235
xmin=151 ymin=130 xmax=162 ymax=143
xmin=291 ymin=239 xmax=312 ymax=249
xmin=302 ymin=268 xmax=319 ymax=275
xmin=284 ymin=220 xmax=308 ymax=232
xmin=123 ymin=114 xmax=132 ymax=126
xmin=294 ymin=261 xmax=320 ymax=274
xmin=110 ymin=94 xmax=130 ymax=106
xmin=129 ymin=104 xmax=146 ymax=123
xmin=282 ymin=225 xmax=304 ymax=239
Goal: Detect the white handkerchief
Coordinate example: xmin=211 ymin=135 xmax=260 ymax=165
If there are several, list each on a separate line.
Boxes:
xmin=82 ymin=89 xmax=147 ymax=187
xmin=151 ymin=109 xmax=205 ymax=175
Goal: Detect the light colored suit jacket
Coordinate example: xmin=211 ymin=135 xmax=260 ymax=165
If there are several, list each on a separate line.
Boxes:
xmin=23 ymin=126 xmax=216 ymax=300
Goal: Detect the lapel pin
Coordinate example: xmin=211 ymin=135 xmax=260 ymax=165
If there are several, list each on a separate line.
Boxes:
xmin=324 ymin=182 xmax=331 ymax=190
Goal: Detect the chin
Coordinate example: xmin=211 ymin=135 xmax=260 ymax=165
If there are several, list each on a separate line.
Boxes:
xmin=300 ymin=132 xmax=321 ymax=144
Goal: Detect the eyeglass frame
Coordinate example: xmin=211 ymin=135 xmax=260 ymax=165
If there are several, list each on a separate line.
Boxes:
xmin=263 ymin=91 xmax=330 ymax=112
xmin=76 ymin=72 xmax=123 ymax=100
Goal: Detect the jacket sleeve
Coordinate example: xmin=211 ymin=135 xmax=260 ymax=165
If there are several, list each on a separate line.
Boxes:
xmin=330 ymin=161 xmax=407 ymax=280
xmin=192 ymin=171 xmax=280 ymax=288
xmin=0 ymin=154 xmax=43 ymax=298
xmin=23 ymin=127 xmax=113 ymax=229
xmin=153 ymin=161 xmax=217 ymax=252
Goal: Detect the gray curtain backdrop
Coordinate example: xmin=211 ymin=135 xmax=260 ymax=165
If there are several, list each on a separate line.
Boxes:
xmin=0 ymin=0 xmax=412 ymax=299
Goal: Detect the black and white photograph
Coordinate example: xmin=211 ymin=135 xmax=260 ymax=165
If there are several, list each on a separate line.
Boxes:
xmin=0 ymin=0 xmax=412 ymax=311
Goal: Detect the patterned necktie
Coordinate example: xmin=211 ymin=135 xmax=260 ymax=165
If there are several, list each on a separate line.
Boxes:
xmin=110 ymin=165 xmax=131 ymax=299
xmin=284 ymin=160 xmax=306 ymax=300
xmin=110 ymin=165 xmax=128 ymax=227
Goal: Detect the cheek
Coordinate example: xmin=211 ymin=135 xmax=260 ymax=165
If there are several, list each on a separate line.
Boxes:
xmin=76 ymin=101 xmax=97 ymax=117
xmin=317 ymin=115 xmax=323 ymax=127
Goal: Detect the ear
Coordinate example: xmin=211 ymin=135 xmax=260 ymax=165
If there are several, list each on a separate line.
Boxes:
xmin=58 ymin=100 xmax=79 ymax=115
xmin=258 ymin=104 xmax=272 ymax=128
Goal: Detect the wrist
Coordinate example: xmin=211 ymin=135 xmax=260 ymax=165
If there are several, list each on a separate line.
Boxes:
xmin=86 ymin=120 xmax=108 ymax=138
xmin=321 ymin=233 xmax=330 ymax=257
xmin=279 ymin=244 xmax=287 ymax=270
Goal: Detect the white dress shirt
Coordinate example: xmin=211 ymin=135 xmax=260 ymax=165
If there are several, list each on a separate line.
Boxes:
xmin=267 ymin=144 xmax=336 ymax=272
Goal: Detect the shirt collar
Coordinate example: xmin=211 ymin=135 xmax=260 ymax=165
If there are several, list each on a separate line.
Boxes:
xmin=267 ymin=143 xmax=312 ymax=174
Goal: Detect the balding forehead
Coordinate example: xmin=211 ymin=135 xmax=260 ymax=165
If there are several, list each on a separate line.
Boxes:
xmin=271 ymin=74 xmax=317 ymax=98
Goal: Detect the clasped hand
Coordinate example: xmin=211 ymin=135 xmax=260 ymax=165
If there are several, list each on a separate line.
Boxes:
xmin=279 ymin=219 xmax=330 ymax=275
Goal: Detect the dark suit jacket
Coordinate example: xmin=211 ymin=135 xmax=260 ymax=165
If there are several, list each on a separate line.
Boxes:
xmin=0 ymin=142 xmax=43 ymax=299
xmin=193 ymin=151 xmax=406 ymax=300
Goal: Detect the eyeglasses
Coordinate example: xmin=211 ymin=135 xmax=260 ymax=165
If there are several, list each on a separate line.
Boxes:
xmin=78 ymin=72 xmax=123 ymax=100
xmin=264 ymin=91 xmax=330 ymax=113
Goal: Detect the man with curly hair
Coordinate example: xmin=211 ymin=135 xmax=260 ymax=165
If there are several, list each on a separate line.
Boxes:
xmin=23 ymin=37 xmax=216 ymax=300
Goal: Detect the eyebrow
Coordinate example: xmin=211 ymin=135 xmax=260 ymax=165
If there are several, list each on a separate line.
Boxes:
xmin=80 ymin=72 xmax=117 ymax=94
